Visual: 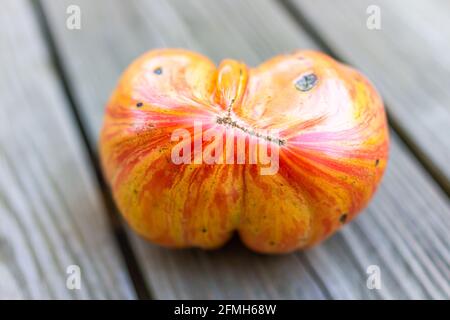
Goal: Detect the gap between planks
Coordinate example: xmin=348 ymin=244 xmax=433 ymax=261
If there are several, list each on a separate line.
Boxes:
xmin=31 ymin=0 xmax=152 ymax=300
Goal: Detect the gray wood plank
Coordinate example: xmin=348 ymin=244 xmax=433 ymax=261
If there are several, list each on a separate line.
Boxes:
xmin=288 ymin=0 xmax=450 ymax=186
xmin=0 ymin=0 xmax=135 ymax=299
xmin=41 ymin=0 xmax=450 ymax=299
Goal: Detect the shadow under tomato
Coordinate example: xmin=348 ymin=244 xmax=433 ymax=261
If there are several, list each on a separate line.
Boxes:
xmin=135 ymin=232 xmax=329 ymax=299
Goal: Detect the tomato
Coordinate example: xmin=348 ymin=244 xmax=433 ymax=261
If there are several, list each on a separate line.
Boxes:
xmin=100 ymin=49 xmax=389 ymax=253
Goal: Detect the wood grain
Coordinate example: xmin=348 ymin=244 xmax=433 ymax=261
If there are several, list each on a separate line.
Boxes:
xmin=0 ymin=0 xmax=135 ymax=299
xmin=41 ymin=0 xmax=450 ymax=299
xmin=288 ymin=0 xmax=450 ymax=187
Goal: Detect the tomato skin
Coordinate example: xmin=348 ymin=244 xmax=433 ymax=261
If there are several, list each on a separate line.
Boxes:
xmin=99 ymin=49 xmax=389 ymax=253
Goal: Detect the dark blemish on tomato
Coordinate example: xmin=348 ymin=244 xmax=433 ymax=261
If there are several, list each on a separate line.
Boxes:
xmin=202 ymin=227 xmax=207 ymax=233
xmin=375 ymin=159 xmax=380 ymax=167
xmin=269 ymin=241 xmax=275 ymax=246
xmin=340 ymin=213 xmax=348 ymax=224
xmin=154 ymin=67 xmax=162 ymax=75
xmin=295 ymin=73 xmax=317 ymax=92
xmin=136 ymin=102 xmax=143 ymax=107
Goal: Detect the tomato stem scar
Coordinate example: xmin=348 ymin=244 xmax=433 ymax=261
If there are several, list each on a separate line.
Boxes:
xmin=216 ymin=115 xmax=286 ymax=146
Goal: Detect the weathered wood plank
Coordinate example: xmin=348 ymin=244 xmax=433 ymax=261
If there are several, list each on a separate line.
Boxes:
xmin=0 ymin=0 xmax=135 ymax=299
xmin=288 ymin=0 xmax=450 ymax=187
xmin=41 ymin=0 xmax=450 ymax=299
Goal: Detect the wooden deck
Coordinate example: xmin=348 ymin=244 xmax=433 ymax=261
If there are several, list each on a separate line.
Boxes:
xmin=0 ymin=0 xmax=448 ymax=299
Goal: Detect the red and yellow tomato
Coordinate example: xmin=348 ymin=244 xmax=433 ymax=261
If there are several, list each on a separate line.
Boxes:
xmin=100 ymin=49 xmax=389 ymax=253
